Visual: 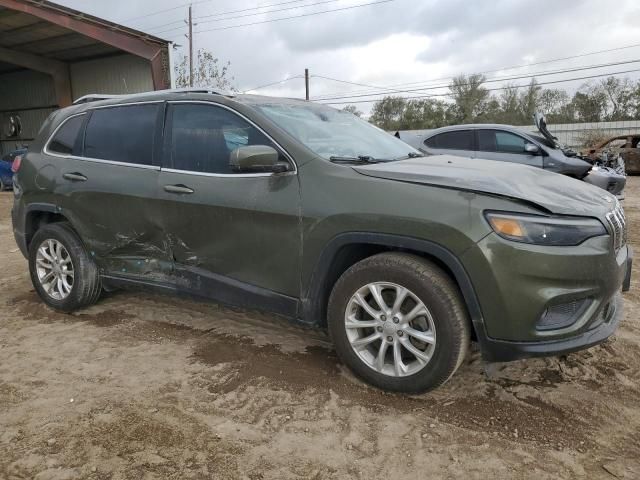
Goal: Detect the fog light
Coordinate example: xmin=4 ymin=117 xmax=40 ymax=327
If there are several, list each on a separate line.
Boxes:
xmin=537 ymin=298 xmax=591 ymax=331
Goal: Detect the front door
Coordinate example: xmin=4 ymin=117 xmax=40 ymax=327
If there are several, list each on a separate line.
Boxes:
xmin=476 ymin=129 xmax=543 ymax=168
xmin=157 ymin=101 xmax=302 ymax=313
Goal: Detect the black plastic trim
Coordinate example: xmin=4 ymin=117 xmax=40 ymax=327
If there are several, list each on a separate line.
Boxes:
xmin=479 ymin=294 xmax=624 ymax=362
xmin=103 ymin=264 xmax=299 ymax=319
xmin=302 ymin=232 xmax=486 ymax=335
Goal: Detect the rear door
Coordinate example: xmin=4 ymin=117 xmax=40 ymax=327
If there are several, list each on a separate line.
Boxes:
xmin=422 ymin=130 xmax=475 ymax=158
xmin=476 ymin=129 xmax=543 ymax=168
xmin=156 ymin=101 xmax=302 ymax=309
xmin=47 ymin=102 xmax=171 ymax=277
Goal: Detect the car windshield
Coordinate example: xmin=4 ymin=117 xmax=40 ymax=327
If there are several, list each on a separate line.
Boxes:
xmin=254 ymin=102 xmax=420 ymax=161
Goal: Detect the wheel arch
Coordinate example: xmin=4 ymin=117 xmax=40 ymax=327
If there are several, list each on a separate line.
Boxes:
xmin=301 ymin=232 xmax=485 ymax=338
xmin=24 ymin=203 xmax=72 ymax=249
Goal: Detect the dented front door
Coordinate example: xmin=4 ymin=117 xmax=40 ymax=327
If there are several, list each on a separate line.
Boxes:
xmin=156 ymin=102 xmax=302 ymax=297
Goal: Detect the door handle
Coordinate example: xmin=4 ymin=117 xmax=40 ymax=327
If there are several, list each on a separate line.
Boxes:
xmin=62 ymin=172 xmax=87 ymax=182
xmin=164 ymin=184 xmax=194 ymax=194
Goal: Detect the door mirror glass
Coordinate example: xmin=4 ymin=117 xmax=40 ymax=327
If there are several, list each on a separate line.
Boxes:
xmin=524 ymin=143 xmax=540 ymax=154
xmin=229 ymin=145 xmax=287 ymax=173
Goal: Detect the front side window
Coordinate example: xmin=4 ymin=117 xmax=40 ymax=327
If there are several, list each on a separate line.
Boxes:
xmin=426 ymin=130 xmax=474 ymax=151
xmin=167 ymin=103 xmax=284 ymax=174
xmin=84 ymin=104 xmax=159 ymax=165
xmin=48 ymin=115 xmax=84 ymax=155
xmin=255 ymin=102 xmax=419 ymax=161
xmin=478 ymin=130 xmax=528 ymax=154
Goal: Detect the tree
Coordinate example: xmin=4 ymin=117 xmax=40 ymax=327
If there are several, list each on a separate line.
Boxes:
xmin=341 ymin=105 xmax=363 ymax=117
xmin=499 ymin=84 xmax=521 ymax=124
xmin=369 ymin=96 xmax=407 ymax=130
xmin=518 ymin=78 xmax=542 ymax=125
xmin=175 ymin=48 xmax=236 ymax=91
xmin=538 ymin=89 xmax=571 ymax=122
xmin=571 ymin=85 xmax=607 ymax=122
xmin=597 ymin=76 xmax=634 ymax=120
xmin=449 ymin=74 xmax=490 ymax=123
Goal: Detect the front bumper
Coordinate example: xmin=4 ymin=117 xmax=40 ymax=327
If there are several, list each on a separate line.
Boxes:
xmin=477 ymin=292 xmax=624 ymax=362
xmin=462 ymin=233 xmax=631 ymax=362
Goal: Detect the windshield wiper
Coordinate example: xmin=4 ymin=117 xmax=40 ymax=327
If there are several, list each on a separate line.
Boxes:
xmin=393 ymin=152 xmax=425 ymax=160
xmin=329 ymin=155 xmax=381 ymax=164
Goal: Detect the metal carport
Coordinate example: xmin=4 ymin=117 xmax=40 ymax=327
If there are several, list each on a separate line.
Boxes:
xmin=0 ymin=0 xmax=172 ymax=155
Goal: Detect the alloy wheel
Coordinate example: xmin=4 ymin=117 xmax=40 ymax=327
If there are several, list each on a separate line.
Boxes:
xmin=35 ymin=239 xmax=74 ymax=300
xmin=344 ymin=282 xmax=436 ymax=377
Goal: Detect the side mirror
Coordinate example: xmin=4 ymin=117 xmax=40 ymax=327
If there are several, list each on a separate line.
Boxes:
xmin=229 ymin=145 xmax=289 ymax=173
xmin=524 ymin=143 xmax=540 ymax=154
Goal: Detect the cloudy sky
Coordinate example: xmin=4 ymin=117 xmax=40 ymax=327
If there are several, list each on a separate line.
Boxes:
xmin=55 ymin=0 xmax=640 ymax=113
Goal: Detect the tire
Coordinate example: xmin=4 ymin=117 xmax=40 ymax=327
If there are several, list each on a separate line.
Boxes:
xmin=328 ymin=252 xmax=470 ymax=393
xmin=28 ymin=222 xmax=102 ymax=312
xmin=0 ymin=178 xmax=5 ymax=191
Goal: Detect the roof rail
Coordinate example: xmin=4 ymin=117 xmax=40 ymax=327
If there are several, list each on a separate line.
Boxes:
xmin=73 ymin=94 xmax=125 ymax=105
xmin=160 ymin=87 xmax=234 ymax=96
xmin=72 ymin=88 xmax=233 ymax=105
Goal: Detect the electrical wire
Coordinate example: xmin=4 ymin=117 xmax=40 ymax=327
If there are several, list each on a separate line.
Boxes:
xmin=318 ymin=67 xmax=640 ymax=104
xmin=145 ymin=0 xmax=328 ymax=33
xmin=312 ymin=58 xmax=640 ymax=101
xmin=243 ymin=75 xmax=303 ymax=92
xmin=189 ymin=0 xmax=396 ymax=35
xmin=312 ymin=42 xmax=640 ymax=99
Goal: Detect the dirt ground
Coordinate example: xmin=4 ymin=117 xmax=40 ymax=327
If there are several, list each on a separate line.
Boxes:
xmin=1 ymin=181 xmax=639 ymax=480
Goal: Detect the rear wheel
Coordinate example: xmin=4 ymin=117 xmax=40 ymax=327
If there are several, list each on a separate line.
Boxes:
xmin=29 ymin=223 xmax=102 ymax=312
xmin=328 ymin=252 xmax=470 ymax=393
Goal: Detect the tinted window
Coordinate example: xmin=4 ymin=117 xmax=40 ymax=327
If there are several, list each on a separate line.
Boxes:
xmin=478 ymin=130 xmax=528 ymax=154
xmin=48 ymin=115 xmax=84 ymax=155
xmin=84 ymin=104 xmax=159 ymax=165
xmin=168 ymin=103 xmax=284 ymax=174
xmin=425 ymin=130 xmax=474 ymax=150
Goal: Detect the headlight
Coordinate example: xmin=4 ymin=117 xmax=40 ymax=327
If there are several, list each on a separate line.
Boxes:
xmin=485 ymin=212 xmax=607 ymax=246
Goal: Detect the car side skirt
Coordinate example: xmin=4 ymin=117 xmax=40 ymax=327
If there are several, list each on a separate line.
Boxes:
xmin=102 ymin=264 xmax=299 ymax=319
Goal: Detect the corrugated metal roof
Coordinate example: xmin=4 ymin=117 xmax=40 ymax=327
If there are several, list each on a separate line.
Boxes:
xmin=0 ymin=0 xmax=170 ymax=73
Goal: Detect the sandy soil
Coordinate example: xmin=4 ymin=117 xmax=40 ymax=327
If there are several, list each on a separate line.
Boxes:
xmin=1 ymin=180 xmax=639 ymax=480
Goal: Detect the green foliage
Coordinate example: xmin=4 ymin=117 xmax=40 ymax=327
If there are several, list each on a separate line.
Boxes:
xmin=341 ymin=105 xmax=363 ymax=117
xmin=368 ymin=75 xmax=640 ymax=130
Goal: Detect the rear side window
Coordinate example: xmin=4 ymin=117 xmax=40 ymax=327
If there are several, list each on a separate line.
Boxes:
xmin=84 ymin=104 xmax=159 ymax=165
xmin=424 ymin=130 xmax=474 ymax=150
xmin=48 ymin=115 xmax=84 ymax=155
xmin=167 ymin=103 xmax=283 ymax=174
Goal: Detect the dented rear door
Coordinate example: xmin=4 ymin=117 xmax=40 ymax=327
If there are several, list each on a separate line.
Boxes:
xmin=157 ymin=101 xmax=302 ymax=298
xmin=54 ymin=102 xmax=172 ymax=278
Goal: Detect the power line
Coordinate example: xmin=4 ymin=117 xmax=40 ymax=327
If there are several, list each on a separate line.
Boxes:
xmin=318 ymin=67 xmax=640 ymax=104
xmin=152 ymin=0 xmax=343 ymax=35
xmin=243 ymin=75 xmax=303 ymax=93
xmin=145 ymin=0 xmax=322 ymax=33
xmin=190 ymin=0 xmax=396 ymax=35
xmin=312 ymin=42 xmax=640 ymax=99
xmin=313 ymin=58 xmax=640 ymax=101
xmin=118 ymin=0 xmax=215 ymax=24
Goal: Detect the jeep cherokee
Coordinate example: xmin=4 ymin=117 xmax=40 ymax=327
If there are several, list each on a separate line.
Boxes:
xmin=11 ymin=89 xmax=632 ymax=393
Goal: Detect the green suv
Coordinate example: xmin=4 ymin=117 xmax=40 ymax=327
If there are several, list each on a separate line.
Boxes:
xmin=11 ymin=89 xmax=632 ymax=393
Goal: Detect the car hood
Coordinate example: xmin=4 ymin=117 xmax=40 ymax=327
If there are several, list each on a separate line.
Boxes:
xmin=353 ymin=155 xmax=616 ymax=217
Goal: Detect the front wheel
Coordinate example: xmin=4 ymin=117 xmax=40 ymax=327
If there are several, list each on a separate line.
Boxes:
xmin=328 ymin=253 xmax=470 ymax=393
xmin=29 ymin=222 xmax=102 ymax=312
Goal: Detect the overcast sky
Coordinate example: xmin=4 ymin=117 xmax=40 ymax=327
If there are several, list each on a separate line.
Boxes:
xmin=55 ymin=0 xmax=640 ymax=113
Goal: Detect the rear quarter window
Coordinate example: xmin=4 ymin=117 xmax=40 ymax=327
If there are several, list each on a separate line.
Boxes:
xmin=47 ymin=115 xmax=85 ymax=155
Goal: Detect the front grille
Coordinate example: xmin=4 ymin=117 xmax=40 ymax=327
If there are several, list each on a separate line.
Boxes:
xmin=605 ymin=204 xmax=627 ymax=251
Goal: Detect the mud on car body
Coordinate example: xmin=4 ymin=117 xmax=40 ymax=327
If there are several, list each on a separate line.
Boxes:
xmin=11 ymin=89 xmax=633 ymax=393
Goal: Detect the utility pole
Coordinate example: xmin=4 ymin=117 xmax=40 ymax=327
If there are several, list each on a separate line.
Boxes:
xmin=304 ymin=68 xmax=309 ymax=101
xmin=188 ymin=5 xmax=194 ymax=87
